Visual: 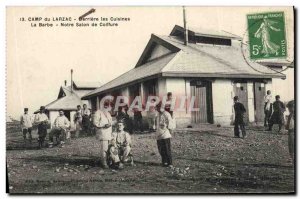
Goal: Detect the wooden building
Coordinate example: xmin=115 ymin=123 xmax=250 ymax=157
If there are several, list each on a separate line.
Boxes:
xmin=82 ymin=25 xmax=285 ymax=127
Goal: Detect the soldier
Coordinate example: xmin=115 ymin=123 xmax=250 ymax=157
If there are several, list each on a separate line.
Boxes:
xmin=268 ymin=95 xmax=285 ymax=132
xmin=165 ymin=92 xmax=174 ymax=117
xmin=233 ymin=96 xmax=246 ymax=138
xmin=286 ymin=100 xmax=294 ymax=163
xmin=147 ymin=98 xmax=158 ymax=132
xmin=93 ymin=101 xmax=113 ymax=169
xmin=48 ymin=109 xmax=70 ymax=148
xmin=82 ymin=104 xmax=91 ymax=136
xmin=156 ymin=103 xmax=174 ymax=167
xmin=264 ymin=90 xmax=273 ymax=127
xmin=108 ymin=120 xmax=132 ymax=169
xmin=133 ymin=107 xmax=143 ymax=133
xmin=74 ymin=105 xmax=82 ymax=138
xmin=20 ymin=108 xmax=34 ymax=144
xmin=34 ymin=106 xmax=49 ymax=148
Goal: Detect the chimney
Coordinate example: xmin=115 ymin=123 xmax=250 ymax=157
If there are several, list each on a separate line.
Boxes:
xmin=71 ymin=69 xmax=73 ymax=93
xmin=183 ymin=6 xmax=188 ymax=45
xmin=64 ymin=80 xmax=67 ymax=86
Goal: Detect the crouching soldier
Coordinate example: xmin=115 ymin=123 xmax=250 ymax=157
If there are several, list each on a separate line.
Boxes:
xmin=108 ymin=120 xmax=132 ymax=169
xmin=34 ymin=106 xmax=49 ymax=148
xmin=48 ymin=109 xmax=70 ymax=148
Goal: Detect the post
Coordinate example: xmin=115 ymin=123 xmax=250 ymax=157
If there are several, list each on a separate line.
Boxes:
xmin=183 ymin=6 xmax=188 ymax=45
xmin=71 ymin=69 xmax=73 ymax=93
xmin=183 ymin=7 xmax=188 ymax=45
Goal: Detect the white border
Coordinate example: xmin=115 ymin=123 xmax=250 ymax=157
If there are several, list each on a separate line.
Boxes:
xmin=1 ymin=1 xmax=298 ymax=199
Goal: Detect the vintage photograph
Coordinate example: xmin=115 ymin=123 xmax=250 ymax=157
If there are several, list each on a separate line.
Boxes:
xmin=6 ymin=6 xmax=295 ymax=194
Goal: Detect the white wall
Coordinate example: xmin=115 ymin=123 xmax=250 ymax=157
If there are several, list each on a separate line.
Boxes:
xmin=148 ymin=44 xmax=171 ymax=61
xmin=69 ymin=111 xmax=76 ymax=130
xmin=247 ymin=82 xmax=255 ymax=123
xmin=212 ymin=79 xmax=234 ymax=126
xmin=157 ymin=78 xmax=167 ymax=97
xmin=272 ymin=68 xmax=294 ymax=103
xmin=49 ymin=111 xmax=59 ymax=128
xmin=165 ymin=78 xmax=190 ymax=118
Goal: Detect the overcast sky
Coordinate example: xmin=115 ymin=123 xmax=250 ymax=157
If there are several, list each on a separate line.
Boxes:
xmin=7 ymin=6 xmax=294 ymax=119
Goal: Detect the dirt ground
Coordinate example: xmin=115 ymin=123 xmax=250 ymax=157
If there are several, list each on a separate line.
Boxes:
xmin=6 ymin=122 xmax=295 ymax=194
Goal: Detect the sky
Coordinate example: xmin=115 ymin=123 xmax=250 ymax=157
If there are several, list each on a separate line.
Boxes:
xmin=6 ymin=6 xmax=294 ymax=119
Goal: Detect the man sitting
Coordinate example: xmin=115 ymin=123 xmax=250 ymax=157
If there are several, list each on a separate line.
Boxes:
xmin=49 ymin=109 xmax=70 ymax=148
xmin=108 ymin=120 xmax=132 ymax=169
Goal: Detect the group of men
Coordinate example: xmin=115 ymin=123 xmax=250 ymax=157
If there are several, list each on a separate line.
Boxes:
xmin=20 ymin=104 xmax=92 ymax=148
xmin=20 ymin=89 xmax=294 ymax=169
xmin=74 ymin=104 xmax=92 ymax=137
xmin=21 ymin=106 xmax=69 ymax=148
xmin=93 ymin=100 xmax=175 ymax=169
xmin=264 ymin=91 xmax=287 ymax=132
xmin=20 ymin=103 xmax=135 ymax=169
xmin=232 ymin=91 xmax=295 ymax=161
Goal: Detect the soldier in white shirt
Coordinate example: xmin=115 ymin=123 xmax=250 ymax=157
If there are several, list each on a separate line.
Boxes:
xmin=93 ymin=102 xmax=112 ymax=169
xmin=109 ymin=120 xmax=132 ymax=169
xmin=49 ymin=109 xmax=70 ymax=148
xmin=264 ymin=90 xmax=273 ymax=127
xmin=156 ymin=103 xmax=173 ymax=167
xmin=34 ymin=106 xmax=49 ymax=148
xmin=20 ymin=108 xmax=34 ymax=143
xmin=74 ymin=105 xmax=83 ymax=138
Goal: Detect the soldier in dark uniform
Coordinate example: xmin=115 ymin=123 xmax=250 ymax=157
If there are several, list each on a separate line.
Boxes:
xmin=286 ymin=100 xmax=294 ymax=163
xmin=233 ymin=96 xmax=246 ymax=138
xmin=268 ymin=95 xmax=285 ymax=132
xmin=34 ymin=106 xmax=49 ymax=148
xmin=116 ymin=105 xmax=132 ymax=134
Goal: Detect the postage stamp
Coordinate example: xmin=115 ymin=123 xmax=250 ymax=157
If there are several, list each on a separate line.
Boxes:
xmin=247 ymin=12 xmax=287 ymax=60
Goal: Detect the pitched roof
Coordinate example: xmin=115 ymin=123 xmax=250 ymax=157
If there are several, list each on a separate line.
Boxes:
xmin=82 ymin=32 xmax=285 ymax=99
xmin=159 ymin=35 xmax=285 ymax=78
xmin=82 ymin=53 xmax=177 ymax=99
xmin=44 ymin=94 xmax=83 ymax=111
xmin=170 ymin=25 xmax=242 ymax=40
xmin=73 ymin=81 xmax=102 ymax=89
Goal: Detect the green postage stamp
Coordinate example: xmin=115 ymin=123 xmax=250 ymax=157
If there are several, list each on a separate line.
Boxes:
xmin=247 ymin=12 xmax=287 ymax=60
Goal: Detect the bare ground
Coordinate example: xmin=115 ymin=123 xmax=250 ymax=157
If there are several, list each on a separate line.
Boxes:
xmin=6 ymin=123 xmax=295 ymax=194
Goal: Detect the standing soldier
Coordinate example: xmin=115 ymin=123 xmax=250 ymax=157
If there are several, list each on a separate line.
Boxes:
xmin=156 ymin=103 xmax=174 ymax=167
xmin=133 ymin=107 xmax=143 ymax=133
xmin=286 ymin=100 xmax=294 ymax=163
xmin=268 ymin=95 xmax=285 ymax=132
xmin=165 ymin=92 xmax=174 ymax=117
xmin=93 ymin=101 xmax=113 ymax=169
xmin=74 ymin=105 xmax=82 ymax=138
xmin=82 ymin=104 xmax=91 ymax=136
xmin=264 ymin=90 xmax=273 ymax=127
xmin=147 ymin=99 xmax=158 ymax=132
xmin=233 ymin=96 xmax=246 ymax=138
xmin=20 ymin=108 xmax=33 ymax=144
xmin=34 ymin=106 xmax=49 ymax=148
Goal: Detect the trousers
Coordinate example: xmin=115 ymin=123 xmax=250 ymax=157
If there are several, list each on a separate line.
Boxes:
xmin=100 ymin=140 xmax=110 ymax=166
xmin=157 ymin=138 xmax=172 ymax=165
